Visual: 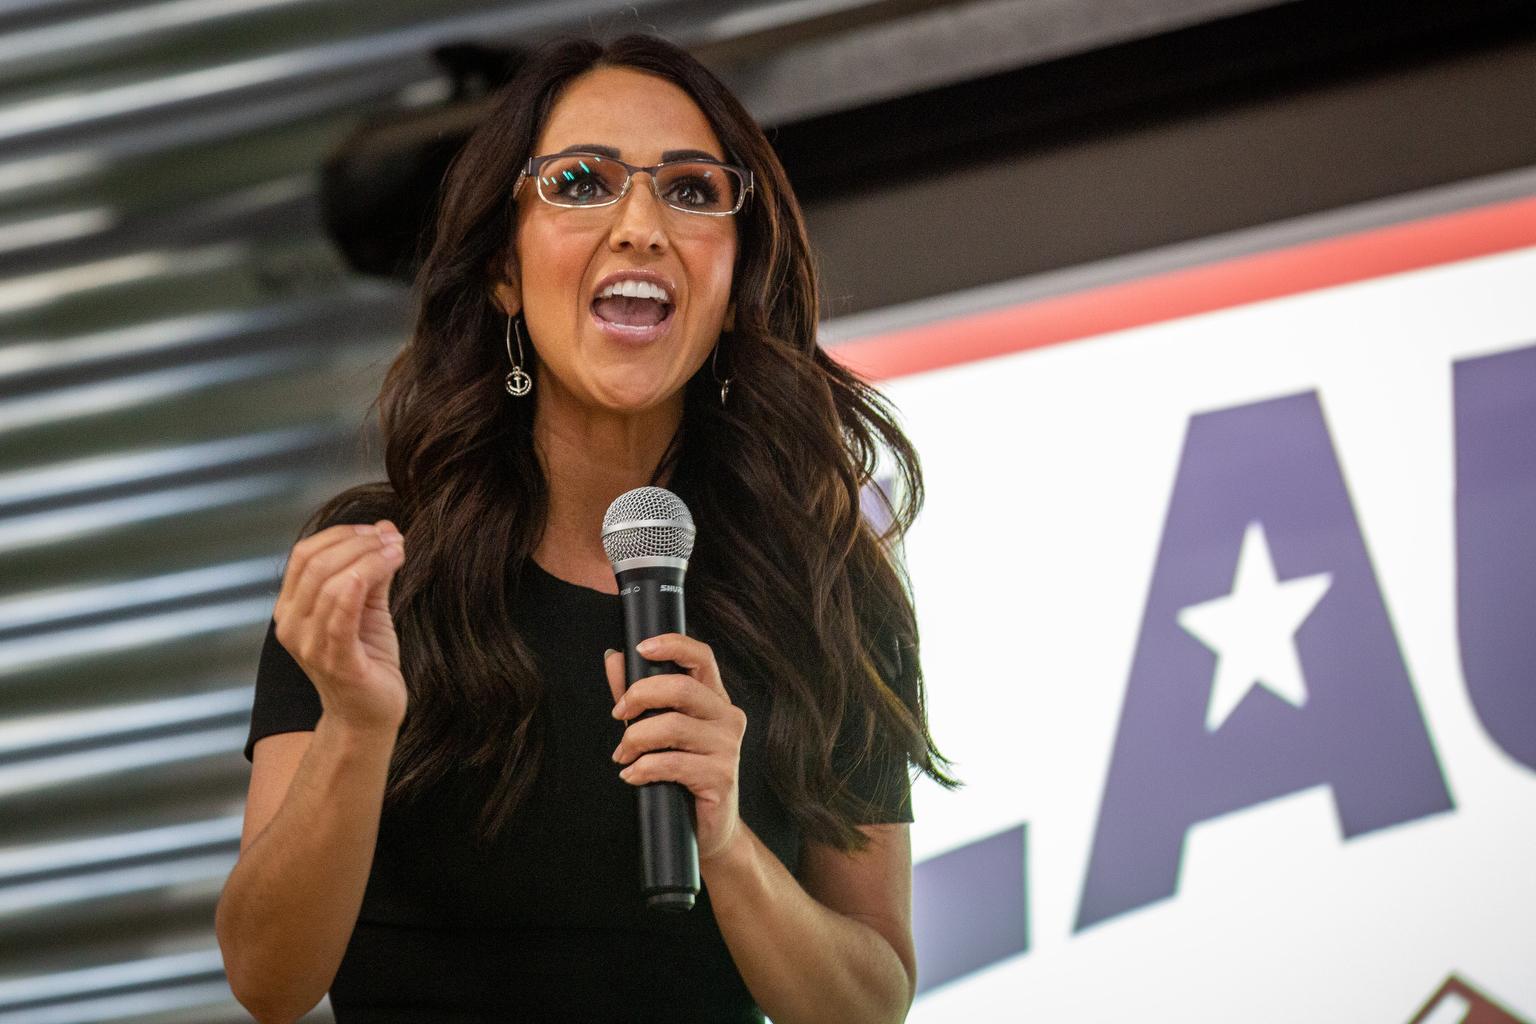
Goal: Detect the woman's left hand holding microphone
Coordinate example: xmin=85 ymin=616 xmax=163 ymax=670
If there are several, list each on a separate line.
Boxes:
xmin=603 ymin=636 xmax=747 ymax=863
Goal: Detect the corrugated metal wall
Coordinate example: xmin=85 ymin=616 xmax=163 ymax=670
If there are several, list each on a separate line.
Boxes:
xmin=0 ymin=1 xmax=469 ymax=1018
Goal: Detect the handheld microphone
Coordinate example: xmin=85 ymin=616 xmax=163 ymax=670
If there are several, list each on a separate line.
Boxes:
xmin=601 ymin=485 xmax=700 ymax=912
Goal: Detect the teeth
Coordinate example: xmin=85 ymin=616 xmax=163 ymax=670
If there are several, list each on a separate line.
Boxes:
xmin=596 ymin=278 xmax=671 ymax=303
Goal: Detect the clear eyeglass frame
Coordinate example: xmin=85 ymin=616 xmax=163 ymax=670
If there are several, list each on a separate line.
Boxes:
xmin=512 ymin=151 xmax=754 ymax=217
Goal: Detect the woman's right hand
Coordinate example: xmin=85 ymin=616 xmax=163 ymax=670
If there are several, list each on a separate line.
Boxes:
xmin=272 ymin=520 xmax=408 ymax=733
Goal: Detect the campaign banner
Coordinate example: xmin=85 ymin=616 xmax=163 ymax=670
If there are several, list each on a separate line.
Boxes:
xmin=832 ymin=182 xmax=1536 ymax=1022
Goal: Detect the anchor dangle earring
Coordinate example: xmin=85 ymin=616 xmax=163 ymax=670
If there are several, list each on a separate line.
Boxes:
xmin=712 ymin=301 xmax=735 ymax=407
xmin=712 ymin=341 xmax=732 ymax=407
xmin=504 ymin=312 xmax=532 ymax=397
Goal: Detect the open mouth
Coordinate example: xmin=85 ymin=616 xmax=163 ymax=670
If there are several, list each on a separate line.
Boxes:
xmin=591 ymin=294 xmax=674 ymax=330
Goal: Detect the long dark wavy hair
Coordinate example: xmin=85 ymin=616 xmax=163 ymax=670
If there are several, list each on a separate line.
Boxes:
xmin=307 ymin=31 xmax=958 ymax=850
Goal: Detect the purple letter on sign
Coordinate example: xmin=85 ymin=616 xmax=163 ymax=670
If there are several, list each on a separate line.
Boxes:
xmin=1075 ymin=391 xmax=1453 ymax=931
xmin=1455 ymin=342 xmax=1536 ymax=772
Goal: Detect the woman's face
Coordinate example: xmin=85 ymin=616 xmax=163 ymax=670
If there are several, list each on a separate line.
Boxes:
xmin=494 ymin=66 xmax=739 ymax=415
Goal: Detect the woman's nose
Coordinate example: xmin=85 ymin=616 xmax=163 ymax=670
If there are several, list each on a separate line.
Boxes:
xmin=609 ymin=173 xmax=669 ymax=248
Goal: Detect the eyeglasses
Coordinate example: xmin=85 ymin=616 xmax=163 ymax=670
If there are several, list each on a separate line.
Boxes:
xmin=512 ymin=150 xmax=753 ymax=217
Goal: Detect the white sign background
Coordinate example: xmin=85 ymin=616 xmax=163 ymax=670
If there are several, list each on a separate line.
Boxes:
xmin=885 ymin=240 xmax=1536 ymax=1022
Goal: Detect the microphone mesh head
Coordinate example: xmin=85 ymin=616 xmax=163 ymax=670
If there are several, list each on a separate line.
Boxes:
xmin=601 ymin=486 xmax=696 ymax=566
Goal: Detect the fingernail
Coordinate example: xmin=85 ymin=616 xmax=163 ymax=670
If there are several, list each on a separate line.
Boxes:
xmin=611 ymin=743 xmax=623 ymax=762
xmin=604 ymin=648 xmax=617 ymax=659
xmin=353 ymin=524 xmax=377 ymax=535
xmin=380 ymin=531 xmax=403 ymax=544
xmin=637 ymin=638 xmax=657 ymax=653
xmin=612 ymin=698 xmax=626 ymax=719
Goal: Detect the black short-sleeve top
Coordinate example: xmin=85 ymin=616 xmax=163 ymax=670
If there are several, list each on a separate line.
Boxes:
xmin=244 ymin=517 xmax=915 ymax=1023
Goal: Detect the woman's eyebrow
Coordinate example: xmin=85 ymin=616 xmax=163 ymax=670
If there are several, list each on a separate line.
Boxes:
xmin=554 ymin=143 xmax=724 ymax=162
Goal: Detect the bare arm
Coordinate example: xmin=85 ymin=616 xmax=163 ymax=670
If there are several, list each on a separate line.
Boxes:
xmin=216 ymin=721 xmax=397 ymax=1022
xmin=215 ymin=521 xmax=408 ymax=1023
xmin=601 ymin=638 xmax=916 ymax=1023
xmin=704 ymin=822 xmax=916 ymax=1024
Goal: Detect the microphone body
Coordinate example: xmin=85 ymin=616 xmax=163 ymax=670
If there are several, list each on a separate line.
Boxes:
xmin=603 ymin=486 xmax=701 ymax=912
xmin=617 ymin=562 xmax=700 ymax=911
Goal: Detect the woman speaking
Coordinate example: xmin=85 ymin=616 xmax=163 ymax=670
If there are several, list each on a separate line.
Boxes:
xmin=214 ymin=31 xmax=955 ymax=1024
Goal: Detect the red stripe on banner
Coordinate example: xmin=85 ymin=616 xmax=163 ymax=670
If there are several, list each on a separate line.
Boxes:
xmin=830 ymin=193 xmax=1536 ymax=381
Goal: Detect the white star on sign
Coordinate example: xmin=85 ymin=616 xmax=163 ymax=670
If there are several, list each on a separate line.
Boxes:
xmin=1176 ymin=521 xmax=1333 ymax=732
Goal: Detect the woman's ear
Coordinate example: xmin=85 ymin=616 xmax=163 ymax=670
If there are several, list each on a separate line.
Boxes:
xmin=486 ymin=251 xmax=521 ymax=315
xmin=489 ymin=276 xmax=521 ymax=319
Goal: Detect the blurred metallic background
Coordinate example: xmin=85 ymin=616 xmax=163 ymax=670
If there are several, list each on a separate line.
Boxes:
xmin=1 ymin=1 xmax=1533 ymax=1021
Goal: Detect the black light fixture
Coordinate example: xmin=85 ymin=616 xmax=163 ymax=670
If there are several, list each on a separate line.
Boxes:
xmin=319 ymin=42 xmax=529 ymax=284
